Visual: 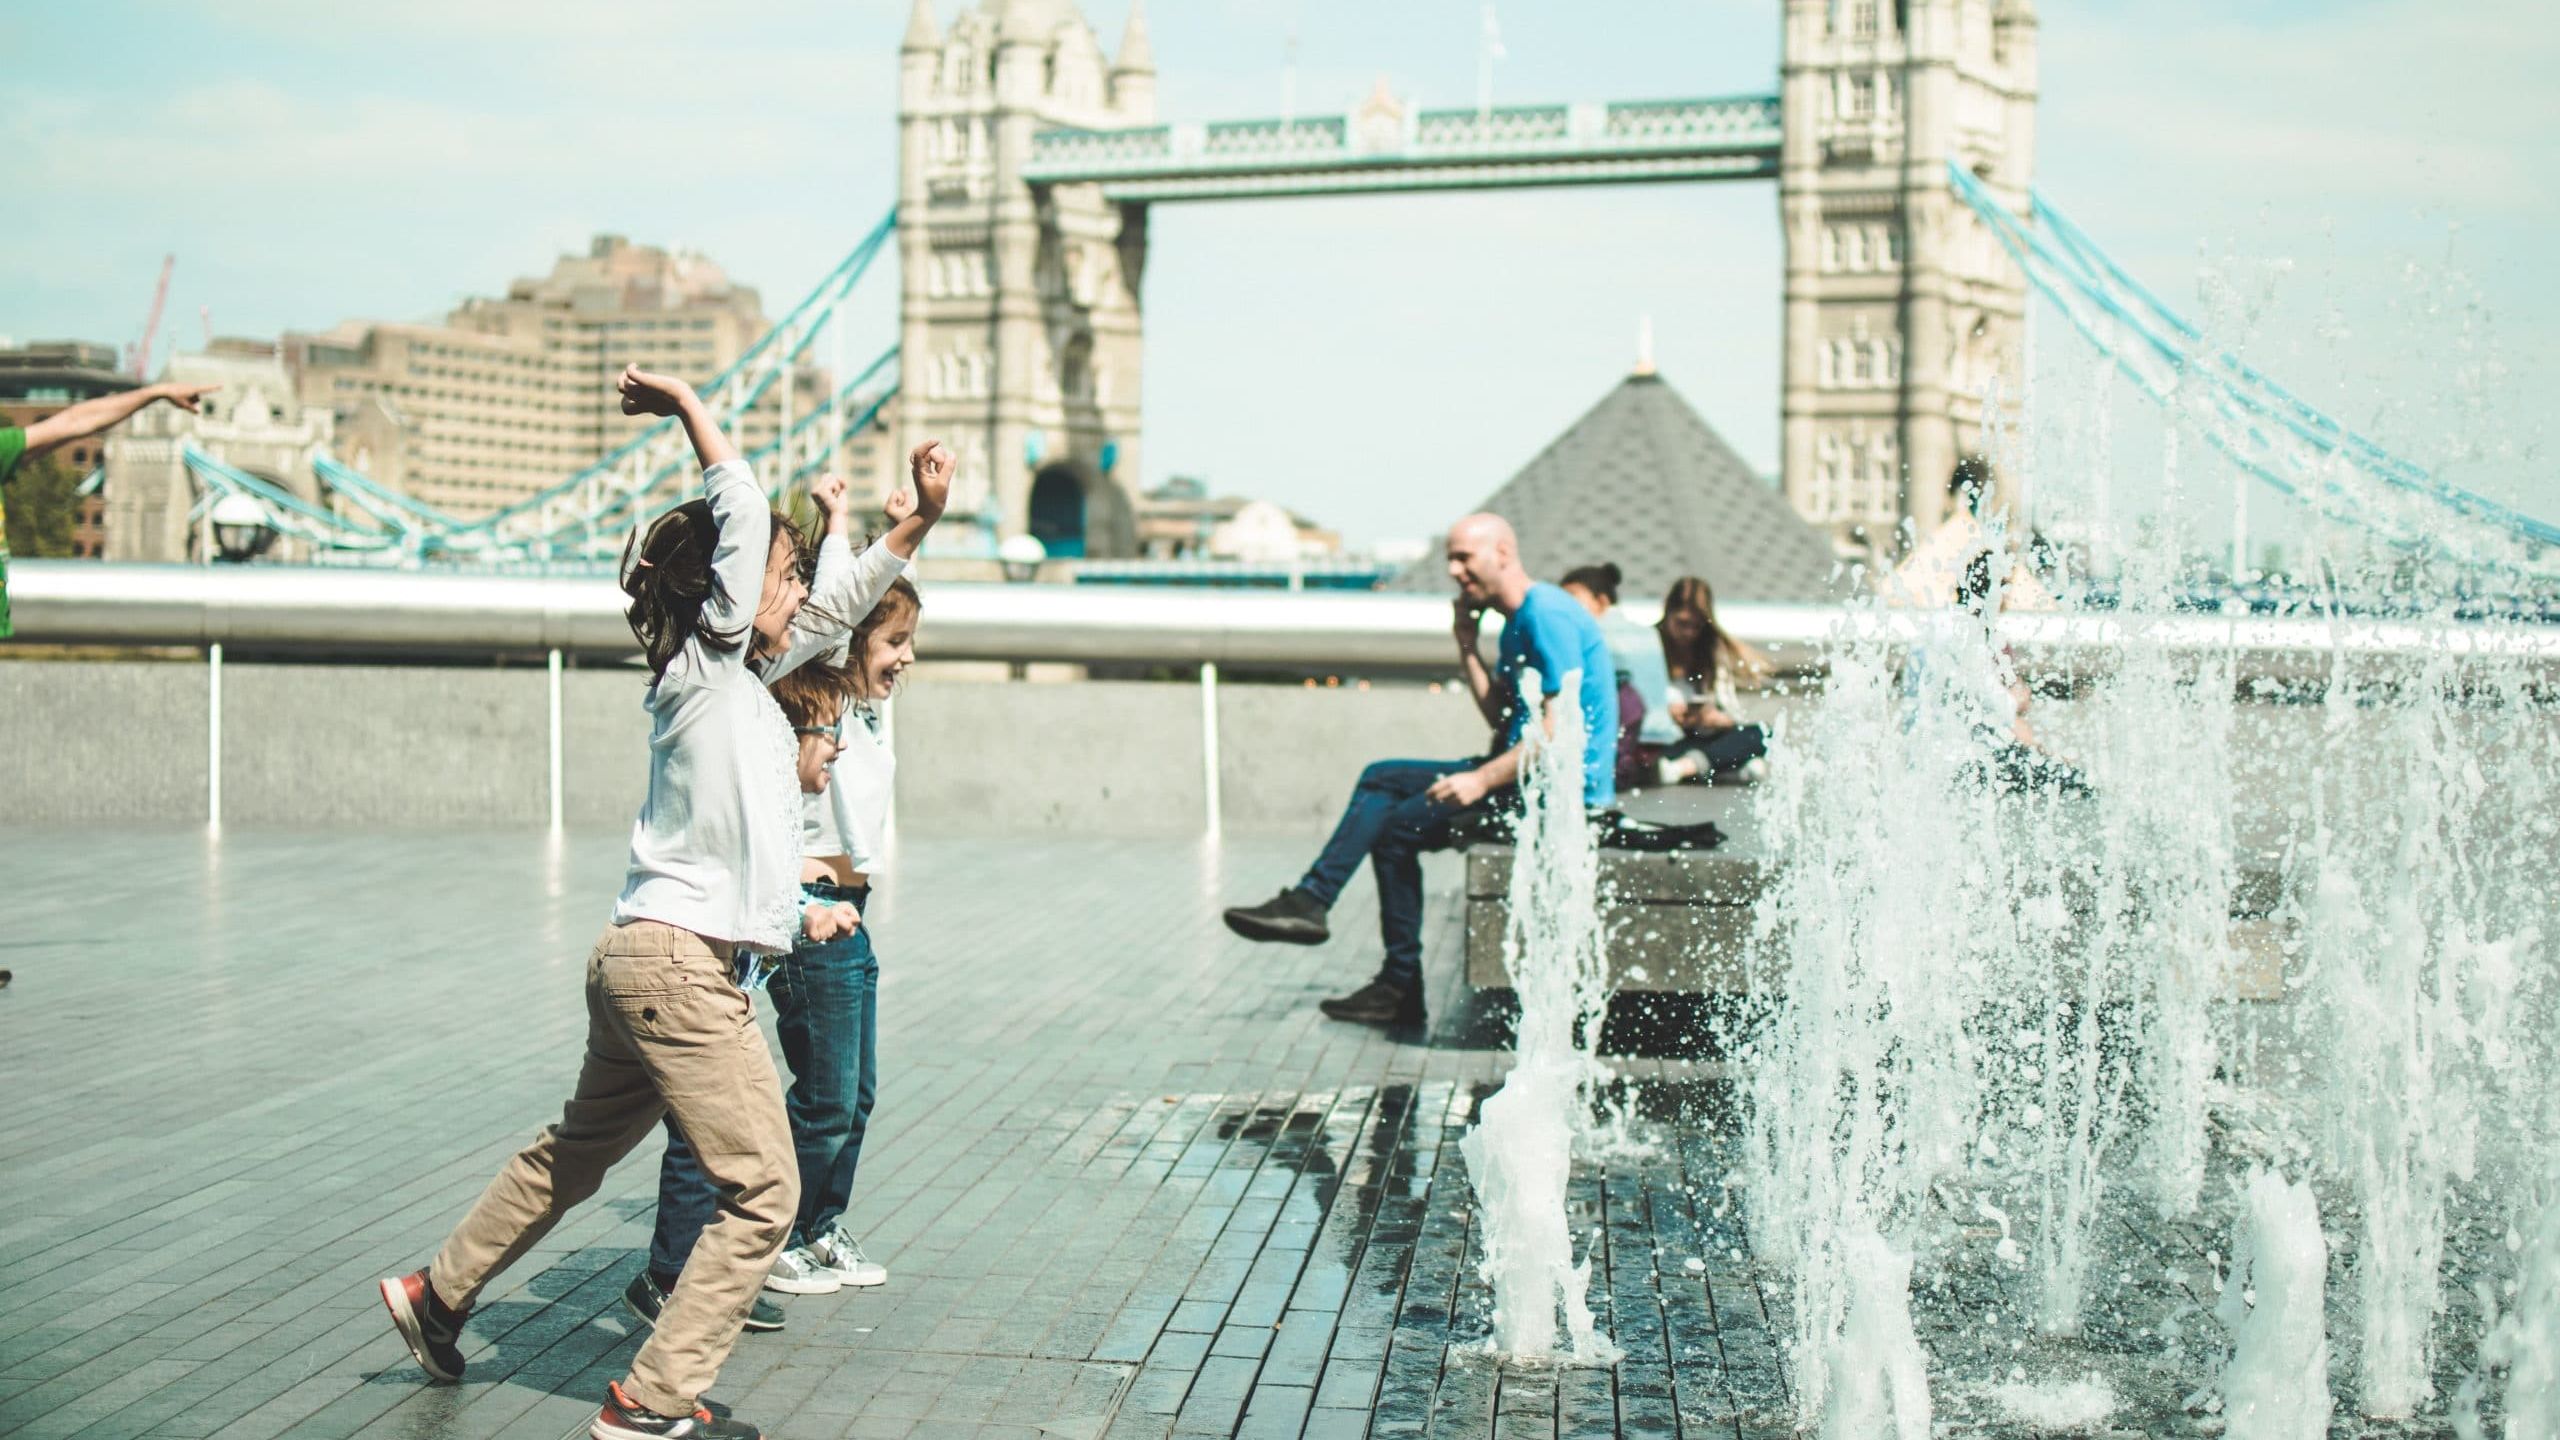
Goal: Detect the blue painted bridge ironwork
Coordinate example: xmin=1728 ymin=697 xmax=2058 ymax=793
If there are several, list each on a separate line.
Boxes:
xmin=1020 ymin=95 xmax=1783 ymax=202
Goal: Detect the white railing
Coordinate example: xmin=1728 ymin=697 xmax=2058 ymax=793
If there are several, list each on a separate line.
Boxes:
xmin=10 ymin=561 xmax=2558 ymax=685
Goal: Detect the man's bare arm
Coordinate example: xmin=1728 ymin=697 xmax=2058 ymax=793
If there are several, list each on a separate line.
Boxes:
xmin=22 ymin=382 xmax=217 ymax=460
xmin=1453 ymin=603 xmax=1505 ymax=728
xmin=1427 ymin=694 xmax=1563 ymax=806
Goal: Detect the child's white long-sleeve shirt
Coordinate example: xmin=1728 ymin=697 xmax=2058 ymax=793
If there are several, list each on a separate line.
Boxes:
xmin=804 ymin=704 xmax=894 ymax=873
xmin=762 ymin=532 xmax=909 ymax=685
xmin=762 ymin=529 xmax=909 ymax=877
xmin=613 ymin=460 xmax=805 ymax=955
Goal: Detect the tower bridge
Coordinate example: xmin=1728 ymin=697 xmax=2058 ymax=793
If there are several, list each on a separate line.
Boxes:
xmin=897 ymin=0 xmax=2038 ymax=560
xmin=139 ymin=0 xmax=2551 ymax=580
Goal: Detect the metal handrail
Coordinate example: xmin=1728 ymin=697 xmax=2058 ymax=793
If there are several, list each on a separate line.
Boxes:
xmin=9 ymin=562 xmax=2558 ymax=684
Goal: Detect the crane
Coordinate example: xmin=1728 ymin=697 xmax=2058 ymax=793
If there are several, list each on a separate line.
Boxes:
xmin=127 ymin=254 xmax=173 ymax=380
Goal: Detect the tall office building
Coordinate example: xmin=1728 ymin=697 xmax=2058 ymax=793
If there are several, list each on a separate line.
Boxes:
xmin=289 ymin=235 xmax=867 ymax=519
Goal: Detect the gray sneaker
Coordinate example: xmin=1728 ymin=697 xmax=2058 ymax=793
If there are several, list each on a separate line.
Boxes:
xmin=809 ymin=1225 xmax=889 ymax=1288
xmin=761 ymin=1245 xmax=842 ymax=1295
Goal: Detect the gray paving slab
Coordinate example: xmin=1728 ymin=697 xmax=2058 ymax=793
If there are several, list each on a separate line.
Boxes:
xmin=0 ymin=828 xmax=1786 ymax=1440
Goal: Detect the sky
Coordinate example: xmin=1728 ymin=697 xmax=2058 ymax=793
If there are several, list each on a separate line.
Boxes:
xmin=5 ymin=0 xmax=2555 ymax=551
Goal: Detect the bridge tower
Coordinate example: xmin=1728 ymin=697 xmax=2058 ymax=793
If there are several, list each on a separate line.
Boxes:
xmin=898 ymin=0 xmax=1154 ymax=559
xmin=1779 ymin=0 xmax=2038 ymax=561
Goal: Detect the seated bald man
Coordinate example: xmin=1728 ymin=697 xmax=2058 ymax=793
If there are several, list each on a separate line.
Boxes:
xmin=1222 ymin=513 xmax=1617 ymax=1026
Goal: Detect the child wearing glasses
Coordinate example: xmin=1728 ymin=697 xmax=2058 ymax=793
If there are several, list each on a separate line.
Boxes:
xmin=626 ymin=443 xmax=951 ymax=1330
xmin=379 ymin=365 xmax=846 ymax=1440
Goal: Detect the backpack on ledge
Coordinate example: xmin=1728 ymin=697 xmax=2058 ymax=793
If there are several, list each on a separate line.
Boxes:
xmin=1591 ymin=811 xmax=1726 ymax=853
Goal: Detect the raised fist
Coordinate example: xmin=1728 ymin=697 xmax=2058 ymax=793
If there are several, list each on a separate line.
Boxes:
xmin=908 ymin=439 xmax=954 ymax=516
xmin=618 ymin=364 xmax=695 ymax=417
xmin=808 ymin=472 xmax=849 ymax=518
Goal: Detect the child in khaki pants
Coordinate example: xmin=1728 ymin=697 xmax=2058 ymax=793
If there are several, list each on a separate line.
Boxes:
xmin=377 ymin=366 xmax=856 ymax=1440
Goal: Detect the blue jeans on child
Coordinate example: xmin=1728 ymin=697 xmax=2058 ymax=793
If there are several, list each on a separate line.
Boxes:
xmin=649 ymin=881 xmax=879 ymax=1279
xmin=1293 ymin=758 xmax=1513 ymax=995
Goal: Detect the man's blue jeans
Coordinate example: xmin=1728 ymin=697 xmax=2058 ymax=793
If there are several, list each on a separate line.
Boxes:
xmin=1294 ymin=757 xmax=1507 ymax=994
xmin=650 ymin=895 xmax=878 ymax=1278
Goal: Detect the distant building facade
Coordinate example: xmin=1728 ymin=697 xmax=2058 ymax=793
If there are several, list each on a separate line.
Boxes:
xmin=1133 ymin=476 xmax=1337 ymax=562
xmin=287 ymin=235 xmax=835 ymax=519
xmin=103 ymin=342 xmax=334 ymax=563
xmin=897 ymin=0 xmax=1155 ymax=558
xmin=1397 ymin=362 xmax=1843 ymax=605
xmin=1778 ymin=0 xmax=2039 ymax=557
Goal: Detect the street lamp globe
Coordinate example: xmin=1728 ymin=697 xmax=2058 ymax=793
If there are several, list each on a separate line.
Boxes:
xmin=209 ymin=493 xmax=276 ymax=563
xmin=998 ymin=533 xmax=1048 ymax=583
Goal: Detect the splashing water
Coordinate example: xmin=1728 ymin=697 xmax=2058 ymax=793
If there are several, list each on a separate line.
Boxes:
xmin=1731 ymin=362 xmax=2559 ymax=1433
xmin=2216 ymin=1169 xmax=2333 ymax=1440
xmin=1820 ymin=1223 xmax=1933 ymax=1440
xmin=2456 ymin=1194 xmax=2560 ymax=1439
xmin=1460 ymin=667 xmax=1620 ymax=1363
xmin=1738 ymin=598 xmax=2006 ymax=1421
xmin=1986 ymin=1374 xmax=2118 ymax=1433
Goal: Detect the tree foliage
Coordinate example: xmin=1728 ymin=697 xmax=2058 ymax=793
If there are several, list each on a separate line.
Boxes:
xmin=3 ymin=454 xmax=85 ymax=558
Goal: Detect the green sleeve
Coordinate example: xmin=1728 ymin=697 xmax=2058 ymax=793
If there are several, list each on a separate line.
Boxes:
xmin=0 ymin=429 xmax=14 ymax=635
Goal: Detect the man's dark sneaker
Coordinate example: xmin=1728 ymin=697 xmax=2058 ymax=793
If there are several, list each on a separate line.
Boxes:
xmin=1319 ymin=979 xmax=1425 ymax=1027
xmin=1223 ymin=888 xmax=1329 ymax=945
xmin=623 ymin=1271 xmax=784 ymax=1333
xmin=378 ymin=1269 xmax=465 ymax=1383
xmin=591 ymin=1380 xmax=761 ymax=1439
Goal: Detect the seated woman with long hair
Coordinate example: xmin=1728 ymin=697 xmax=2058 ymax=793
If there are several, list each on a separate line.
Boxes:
xmin=1651 ymin=575 xmax=1771 ymax=785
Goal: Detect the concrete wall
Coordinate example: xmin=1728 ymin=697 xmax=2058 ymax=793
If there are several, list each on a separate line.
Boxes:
xmin=890 ymin=678 xmax=1208 ymax=836
xmin=1216 ymin=685 xmax=1492 ymax=832
xmin=220 ymin=665 xmax=548 ymax=827
xmin=0 ymin=660 xmax=209 ymax=822
xmin=10 ymin=655 xmax=2480 ymax=844
xmin=0 ymin=657 xmax=1481 ymax=833
xmin=564 ymin=670 xmax=652 ymax=831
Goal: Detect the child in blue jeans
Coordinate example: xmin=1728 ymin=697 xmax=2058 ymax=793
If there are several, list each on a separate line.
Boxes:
xmin=627 ymin=445 xmax=947 ymax=1327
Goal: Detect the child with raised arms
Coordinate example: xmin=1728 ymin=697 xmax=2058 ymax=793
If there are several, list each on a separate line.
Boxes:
xmin=628 ymin=444 xmax=950 ymax=1327
xmin=377 ymin=364 xmax=848 ymax=1440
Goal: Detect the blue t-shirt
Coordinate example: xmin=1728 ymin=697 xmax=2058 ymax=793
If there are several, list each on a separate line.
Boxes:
xmin=1494 ymin=583 xmax=1619 ymax=807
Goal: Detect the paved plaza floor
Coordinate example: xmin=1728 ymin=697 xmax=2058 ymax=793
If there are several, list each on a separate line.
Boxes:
xmin=0 ymin=829 xmax=1765 ymax=1440
xmin=0 ymin=826 xmax=2506 ymax=1440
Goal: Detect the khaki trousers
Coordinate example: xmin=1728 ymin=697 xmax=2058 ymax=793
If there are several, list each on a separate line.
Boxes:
xmin=428 ymin=920 xmax=796 ymax=1416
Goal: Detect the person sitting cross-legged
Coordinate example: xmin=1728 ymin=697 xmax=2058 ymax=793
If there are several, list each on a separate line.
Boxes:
xmin=1221 ymin=513 xmax=1617 ymax=1027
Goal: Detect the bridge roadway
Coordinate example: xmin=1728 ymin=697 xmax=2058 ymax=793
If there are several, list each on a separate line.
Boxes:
xmin=1020 ymin=97 xmax=1783 ymax=203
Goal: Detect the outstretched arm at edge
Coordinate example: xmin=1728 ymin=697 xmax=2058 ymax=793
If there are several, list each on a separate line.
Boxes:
xmin=23 ymin=382 xmax=218 ymax=460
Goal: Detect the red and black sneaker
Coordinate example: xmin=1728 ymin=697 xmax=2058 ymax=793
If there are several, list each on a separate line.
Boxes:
xmin=377 ymin=1269 xmax=466 ymax=1383
xmin=591 ymin=1380 xmax=761 ymax=1439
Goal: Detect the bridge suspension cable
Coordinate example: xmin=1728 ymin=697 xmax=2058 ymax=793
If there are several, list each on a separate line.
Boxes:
xmin=1948 ymin=164 xmax=2559 ymax=577
xmin=205 ymin=208 xmax=903 ymax=567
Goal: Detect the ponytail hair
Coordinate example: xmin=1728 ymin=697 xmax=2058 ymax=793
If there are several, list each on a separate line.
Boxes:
xmin=1559 ymin=562 xmax=1623 ymax=606
xmin=621 ymin=500 xmax=812 ymax=678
